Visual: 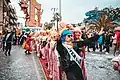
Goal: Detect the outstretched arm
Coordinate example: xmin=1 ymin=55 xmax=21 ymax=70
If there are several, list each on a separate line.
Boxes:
xmin=75 ymin=27 xmax=104 ymax=47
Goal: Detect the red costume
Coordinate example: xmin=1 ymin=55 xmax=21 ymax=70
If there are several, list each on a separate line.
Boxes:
xmin=25 ymin=36 xmax=32 ymax=52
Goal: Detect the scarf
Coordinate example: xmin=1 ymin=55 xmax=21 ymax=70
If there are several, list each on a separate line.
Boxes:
xmin=4 ymin=33 xmax=11 ymax=46
xmin=62 ymin=43 xmax=82 ymax=68
xmin=5 ymin=33 xmax=11 ymax=41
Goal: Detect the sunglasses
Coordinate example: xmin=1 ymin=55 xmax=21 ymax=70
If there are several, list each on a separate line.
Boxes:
xmin=67 ymin=34 xmax=72 ymax=37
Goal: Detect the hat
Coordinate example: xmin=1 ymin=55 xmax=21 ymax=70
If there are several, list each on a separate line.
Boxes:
xmin=60 ymin=29 xmax=72 ymax=43
xmin=74 ymin=27 xmax=81 ymax=33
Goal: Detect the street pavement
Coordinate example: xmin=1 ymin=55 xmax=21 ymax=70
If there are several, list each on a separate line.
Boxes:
xmin=86 ymin=47 xmax=120 ymax=80
xmin=0 ymin=45 xmax=45 ymax=80
xmin=0 ymin=45 xmax=120 ymax=80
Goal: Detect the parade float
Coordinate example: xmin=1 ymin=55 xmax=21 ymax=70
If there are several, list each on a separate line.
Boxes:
xmin=84 ymin=7 xmax=120 ymax=31
xmin=85 ymin=7 xmax=120 ymax=74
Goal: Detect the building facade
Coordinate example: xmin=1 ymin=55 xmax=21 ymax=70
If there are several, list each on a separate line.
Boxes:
xmin=9 ymin=5 xmax=18 ymax=31
xmin=0 ymin=0 xmax=17 ymax=34
xmin=19 ymin=0 xmax=42 ymax=27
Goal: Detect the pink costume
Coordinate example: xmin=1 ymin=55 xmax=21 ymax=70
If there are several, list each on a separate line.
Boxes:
xmin=49 ymin=41 xmax=61 ymax=80
xmin=40 ymin=36 xmax=47 ymax=59
xmin=79 ymin=50 xmax=87 ymax=80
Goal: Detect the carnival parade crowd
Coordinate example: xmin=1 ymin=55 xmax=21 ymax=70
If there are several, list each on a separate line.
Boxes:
xmin=1 ymin=24 xmax=120 ymax=80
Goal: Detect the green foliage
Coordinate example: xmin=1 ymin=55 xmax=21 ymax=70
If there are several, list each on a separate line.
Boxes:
xmin=85 ymin=7 xmax=120 ymax=31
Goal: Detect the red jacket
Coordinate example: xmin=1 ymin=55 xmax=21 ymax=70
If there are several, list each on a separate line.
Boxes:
xmin=115 ymin=31 xmax=120 ymax=45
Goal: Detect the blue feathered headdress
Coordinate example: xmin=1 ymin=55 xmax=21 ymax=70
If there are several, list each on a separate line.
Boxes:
xmin=60 ymin=29 xmax=72 ymax=43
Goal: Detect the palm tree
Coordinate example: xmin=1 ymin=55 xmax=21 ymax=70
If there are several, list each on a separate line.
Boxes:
xmin=85 ymin=7 xmax=120 ymax=31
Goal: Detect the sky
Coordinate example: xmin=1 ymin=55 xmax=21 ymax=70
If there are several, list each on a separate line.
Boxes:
xmin=10 ymin=0 xmax=120 ymax=25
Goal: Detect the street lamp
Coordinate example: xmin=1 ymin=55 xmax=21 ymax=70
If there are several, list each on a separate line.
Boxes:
xmin=59 ymin=0 xmax=62 ymax=21
xmin=51 ymin=8 xmax=58 ymax=14
xmin=55 ymin=13 xmax=61 ymax=31
xmin=51 ymin=7 xmax=62 ymax=31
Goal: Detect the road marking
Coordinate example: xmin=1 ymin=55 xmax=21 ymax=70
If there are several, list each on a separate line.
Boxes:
xmin=32 ymin=53 xmax=41 ymax=80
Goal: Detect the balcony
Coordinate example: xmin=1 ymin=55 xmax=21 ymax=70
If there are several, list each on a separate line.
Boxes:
xmin=9 ymin=5 xmax=16 ymax=14
xmin=9 ymin=18 xmax=17 ymax=25
xmin=12 ymin=7 xmax=16 ymax=14
xmin=12 ymin=14 xmax=18 ymax=20
xmin=4 ymin=16 xmax=9 ymax=22
xmin=9 ymin=19 xmax=13 ymax=24
xmin=9 ymin=12 xmax=14 ymax=18
xmin=14 ymin=15 xmax=18 ymax=20
xmin=5 ymin=0 xmax=11 ymax=3
xmin=9 ymin=12 xmax=17 ymax=19
xmin=13 ymin=19 xmax=17 ymax=24
xmin=4 ymin=0 xmax=11 ymax=11
xmin=9 ymin=5 xmax=13 ymax=12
